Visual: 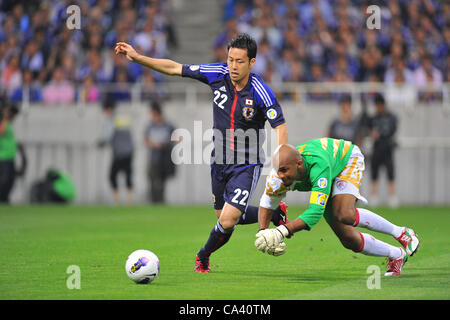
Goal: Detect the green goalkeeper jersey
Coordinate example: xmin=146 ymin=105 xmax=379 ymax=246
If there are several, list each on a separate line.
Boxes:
xmin=291 ymin=138 xmax=354 ymax=229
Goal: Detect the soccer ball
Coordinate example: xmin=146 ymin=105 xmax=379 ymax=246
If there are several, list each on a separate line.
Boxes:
xmin=125 ymin=249 xmax=160 ymax=284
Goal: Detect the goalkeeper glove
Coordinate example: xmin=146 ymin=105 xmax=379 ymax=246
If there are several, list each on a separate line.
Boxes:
xmin=255 ymin=225 xmax=291 ymax=254
xmin=267 ymin=241 xmax=286 ymax=256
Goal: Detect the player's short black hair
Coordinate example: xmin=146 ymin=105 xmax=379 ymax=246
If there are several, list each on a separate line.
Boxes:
xmin=227 ymin=33 xmax=257 ymax=60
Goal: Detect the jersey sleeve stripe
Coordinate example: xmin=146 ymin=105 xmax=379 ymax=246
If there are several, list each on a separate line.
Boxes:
xmin=199 ymin=69 xmax=228 ymax=73
xmin=200 ymin=65 xmax=228 ymax=71
xmin=200 ymin=63 xmax=227 ymax=68
xmin=340 ymin=140 xmax=352 ymax=159
xmin=251 ymin=77 xmax=274 ymax=107
xmin=200 ymin=69 xmax=228 ymax=74
xmin=253 ymin=77 xmax=274 ymax=104
xmin=200 ymin=65 xmax=229 ymax=72
xmin=200 ymin=68 xmax=228 ymax=74
xmin=251 ymin=79 xmax=269 ymax=106
xmin=252 ymin=80 xmax=271 ymax=107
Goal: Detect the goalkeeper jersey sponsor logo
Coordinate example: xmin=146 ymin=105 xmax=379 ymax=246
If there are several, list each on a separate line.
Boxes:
xmin=310 ymin=191 xmax=328 ymax=207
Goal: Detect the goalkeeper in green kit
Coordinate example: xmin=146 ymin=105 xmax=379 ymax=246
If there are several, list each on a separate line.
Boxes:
xmin=255 ymin=138 xmax=419 ymax=276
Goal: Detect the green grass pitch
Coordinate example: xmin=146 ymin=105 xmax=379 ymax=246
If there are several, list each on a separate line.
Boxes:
xmin=0 ymin=205 xmax=449 ymax=300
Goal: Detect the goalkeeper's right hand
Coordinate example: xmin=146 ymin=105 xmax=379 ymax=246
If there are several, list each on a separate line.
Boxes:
xmin=267 ymin=241 xmax=286 ymax=256
xmin=255 ymin=225 xmax=290 ymax=254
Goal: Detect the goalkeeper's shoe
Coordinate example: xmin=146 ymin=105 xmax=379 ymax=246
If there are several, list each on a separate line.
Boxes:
xmin=384 ymin=248 xmax=408 ymax=277
xmin=395 ymin=228 xmax=420 ymax=256
xmin=195 ymin=255 xmax=211 ymax=273
xmin=274 ymin=201 xmax=289 ymax=226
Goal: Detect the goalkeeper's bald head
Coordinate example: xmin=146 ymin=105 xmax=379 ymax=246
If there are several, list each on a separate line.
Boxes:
xmin=272 ymin=144 xmax=304 ymax=186
xmin=272 ymin=144 xmax=301 ymax=170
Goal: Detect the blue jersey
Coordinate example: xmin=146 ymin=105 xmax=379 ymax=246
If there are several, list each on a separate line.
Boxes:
xmin=182 ymin=62 xmax=285 ymax=165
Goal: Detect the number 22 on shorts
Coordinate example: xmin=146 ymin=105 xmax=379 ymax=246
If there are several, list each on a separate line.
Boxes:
xmin=231 ymin=188 xmax=249 ymax=206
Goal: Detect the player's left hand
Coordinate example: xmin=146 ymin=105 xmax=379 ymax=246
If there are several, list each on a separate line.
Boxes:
xmin=255 ymin=225 xmax=290 ymax=253
xmin=115 ymin=42 xmax=139 ymax=62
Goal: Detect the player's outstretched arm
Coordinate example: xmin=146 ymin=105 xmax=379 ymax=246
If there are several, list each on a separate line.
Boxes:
xmin=284 ymin=218 xmax=308 ymax=234
xmin=115 ymin=42 xmax=182 ymax=76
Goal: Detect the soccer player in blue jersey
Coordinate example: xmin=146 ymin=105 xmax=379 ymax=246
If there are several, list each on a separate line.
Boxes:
xmin=115 ymin=33 xmax=289 ymax=272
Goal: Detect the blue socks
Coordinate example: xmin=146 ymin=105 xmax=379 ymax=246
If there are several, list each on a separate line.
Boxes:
xmin=197 ymin=205 xmax=284 ymax=259
xmin=197 ymin=221 xmax=234 ymax=259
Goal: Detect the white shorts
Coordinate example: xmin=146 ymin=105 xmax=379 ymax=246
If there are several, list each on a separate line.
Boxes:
xmin=331 ymin=145 xmax=368 ymax=205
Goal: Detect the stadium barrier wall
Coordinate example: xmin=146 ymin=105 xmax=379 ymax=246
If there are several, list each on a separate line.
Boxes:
xmin=9 ymin=82 xmax=450 ymax=206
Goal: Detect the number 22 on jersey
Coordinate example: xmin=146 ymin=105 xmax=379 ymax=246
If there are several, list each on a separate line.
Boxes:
xmin=213 ymin=90 xmax=228 ymax=109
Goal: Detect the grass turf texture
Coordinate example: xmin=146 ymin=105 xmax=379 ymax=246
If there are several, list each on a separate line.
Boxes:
xmin=0 ymin=205 xmax=449 ymax=300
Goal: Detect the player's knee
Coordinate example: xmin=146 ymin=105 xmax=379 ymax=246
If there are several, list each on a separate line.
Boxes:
xmin=215 ymin=220 xmax=235 ymax=234
xmin=333 ymin=207 xmax=356 ymax=225
xmin=219 ymin=215 xmax=238 ymax=230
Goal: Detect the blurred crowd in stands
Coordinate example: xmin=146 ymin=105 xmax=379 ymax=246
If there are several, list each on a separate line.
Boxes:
xmin=0 ymin=0 xmax=448 ymax=106
xmin=0 ymin=0 xmax=176 ymax=104
xmin=218 ymin=0 xmax=449 ymax=103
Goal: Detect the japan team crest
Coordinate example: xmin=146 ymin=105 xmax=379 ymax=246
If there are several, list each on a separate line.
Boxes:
xmin=242 ymin=106 xmax=255 ymax=120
